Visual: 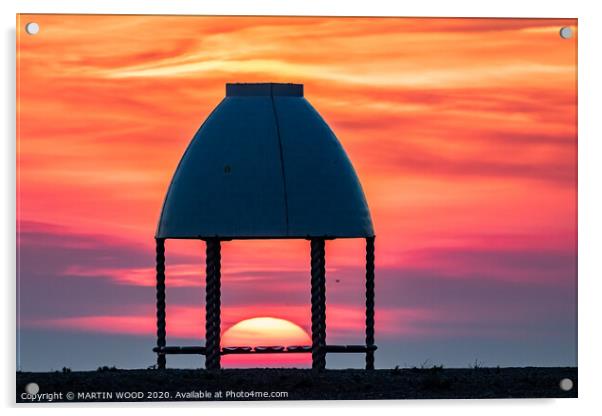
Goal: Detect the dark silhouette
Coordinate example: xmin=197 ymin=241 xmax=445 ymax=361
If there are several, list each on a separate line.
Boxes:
xmin=153 ymin=83 xmax=376 ymax=371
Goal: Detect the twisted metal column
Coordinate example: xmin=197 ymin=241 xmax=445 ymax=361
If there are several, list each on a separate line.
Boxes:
xmin=310 ymin=238 xmax=326 ymax=371
xmin=365 ymin=236 xmax=375 ymax=370
xmin=155 ymin=238 xmax=166 ymax=369
xmin=205 ymin=239 xmax=222 ymax=371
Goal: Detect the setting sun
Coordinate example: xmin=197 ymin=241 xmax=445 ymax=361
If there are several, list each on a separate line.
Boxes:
xmin=221 ymin=317 xmax=312 ymax=368
xmin=222 ymin=317 xmax=311 ymax=347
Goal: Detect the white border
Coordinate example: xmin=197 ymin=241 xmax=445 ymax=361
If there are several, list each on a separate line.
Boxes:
xmin=3 ymin=0 xmax=601 ymax=414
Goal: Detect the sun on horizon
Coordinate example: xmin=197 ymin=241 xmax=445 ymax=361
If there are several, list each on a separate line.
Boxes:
xmin=220 ymin=317 xmax=312 ymax=368
xmin=222 ymin=317 xmax=311 ymax=347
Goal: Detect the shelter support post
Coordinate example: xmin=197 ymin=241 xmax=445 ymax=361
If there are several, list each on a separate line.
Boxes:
xmin=205 ymin=238 xmax=222 ymax=371
xmin=365 ymin=237 xmax=375 ymax=370
xmin=155 ymin=238 xmax=167 ymax=369
xmin=310 ymin=238 xmax=327 ymax=371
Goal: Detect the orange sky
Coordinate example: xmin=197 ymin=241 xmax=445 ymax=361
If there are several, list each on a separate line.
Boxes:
xmin=17 ymin=15 xmax=577 ymax=369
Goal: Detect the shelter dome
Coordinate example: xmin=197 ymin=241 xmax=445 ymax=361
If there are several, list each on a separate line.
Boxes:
xmin=156 ymin=83 xmax=373 ymax=239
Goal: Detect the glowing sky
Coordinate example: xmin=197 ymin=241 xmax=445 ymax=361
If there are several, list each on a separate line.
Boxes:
xmin=17 ymin=15 xmax=577 ymax=370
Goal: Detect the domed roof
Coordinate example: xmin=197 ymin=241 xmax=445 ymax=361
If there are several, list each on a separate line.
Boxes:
xmin=156 ymin=83 xmax=373 ymax=239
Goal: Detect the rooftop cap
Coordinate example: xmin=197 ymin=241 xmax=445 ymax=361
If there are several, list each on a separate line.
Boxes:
xmin=226 ymin=83 xmax=304 ymax=97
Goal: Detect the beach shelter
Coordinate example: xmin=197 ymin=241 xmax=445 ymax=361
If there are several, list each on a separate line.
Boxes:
xmin=153 ymin=83 xmax=376 ymax=371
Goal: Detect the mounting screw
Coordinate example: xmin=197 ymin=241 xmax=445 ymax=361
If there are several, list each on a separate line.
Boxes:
xmin=559 ymin=378 xmax=573 ymax=391
xmin=25 ymin=22 xmax=40 ymax=35
xmin=559 ymin=27 xmax=573 ymax=39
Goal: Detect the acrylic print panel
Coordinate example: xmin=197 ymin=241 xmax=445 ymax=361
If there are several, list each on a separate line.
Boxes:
xmin=16 ymin=14 xmax=577 ymax=402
